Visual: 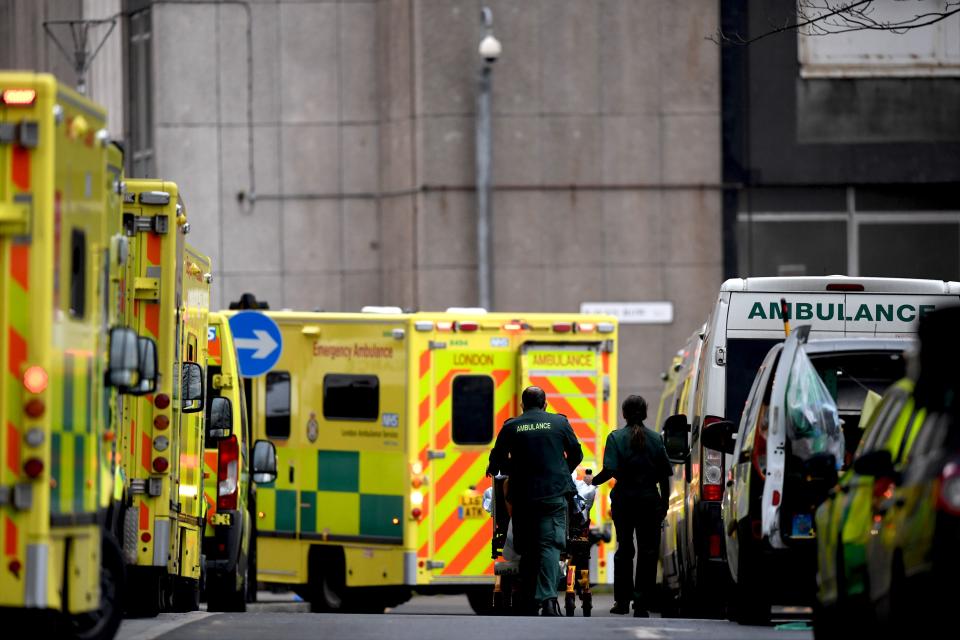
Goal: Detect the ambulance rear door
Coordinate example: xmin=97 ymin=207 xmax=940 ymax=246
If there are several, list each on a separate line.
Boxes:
xmin=518 ymin=342 xmax=605 ymax=478
xmin=424 ymin=337 xmax=514 ymax=582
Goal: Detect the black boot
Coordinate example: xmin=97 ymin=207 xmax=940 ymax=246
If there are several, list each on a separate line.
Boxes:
xmin=610 ymin=601 xmax=630 ymax=615
xmin=540 ymin=598 xmax=561 ymax=617
xmin=633 ymin=600 xmax=649 ymax=618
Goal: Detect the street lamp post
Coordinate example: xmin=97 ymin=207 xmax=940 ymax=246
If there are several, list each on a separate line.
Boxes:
xmin=476 ymin=7 xmax=501 ymax=310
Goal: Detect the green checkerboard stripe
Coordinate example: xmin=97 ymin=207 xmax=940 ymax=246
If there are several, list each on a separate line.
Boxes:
xmin=317 ymin=450 xmax=359 ymax=492
xmin=261 ymin=449 xmax=404 ymax=541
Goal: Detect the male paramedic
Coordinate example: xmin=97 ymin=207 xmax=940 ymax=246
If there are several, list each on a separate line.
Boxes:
xmin=487 ymin=386 xmax=583 ymax=616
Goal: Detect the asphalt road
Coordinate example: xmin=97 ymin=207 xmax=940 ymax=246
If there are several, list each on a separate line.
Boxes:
xmin=116 ymin=593 xmax=813 ymax=640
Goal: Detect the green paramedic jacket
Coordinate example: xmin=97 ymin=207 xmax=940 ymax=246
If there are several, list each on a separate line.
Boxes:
xmin=487 ymin=408 xmax=583 ymax=503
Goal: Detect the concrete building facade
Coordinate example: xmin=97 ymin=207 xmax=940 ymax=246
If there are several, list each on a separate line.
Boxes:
xmin=1 ymin=0 xmax=724 ymax=408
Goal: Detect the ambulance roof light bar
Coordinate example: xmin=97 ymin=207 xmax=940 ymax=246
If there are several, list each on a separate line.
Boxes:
xmin=1 ymin=89 xmax=37 ymax=105
xmin=446 ymin=307 xmax=488 ymax=315
xmin=361 ymin=306 xmax=403 ymax=314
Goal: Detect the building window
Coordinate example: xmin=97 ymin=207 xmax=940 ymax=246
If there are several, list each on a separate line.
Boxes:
xmin=265 ymin=371 xmax=291 ymax=439
xmin=127 ymin=7 xmax=154 ymax=177
xmin=798 ymin=3 xmax=960 ymax=78
xmin=451 ymin=375 xmax=494 ymax=445
xmin=69 ymin=229 xmax=86 ymax=318
xmin=323 ymin=374 xmax=379 ymax=421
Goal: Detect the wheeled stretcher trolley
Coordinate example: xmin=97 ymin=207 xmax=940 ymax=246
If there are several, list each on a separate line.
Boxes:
xmin=487 ymin=474 xmax=610 ymax=616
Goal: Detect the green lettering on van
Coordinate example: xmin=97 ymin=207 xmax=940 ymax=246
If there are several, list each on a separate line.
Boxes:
xmin=748 ymin=302 xmax=766 ymax=320
xmin=897 ymin=305 xmax=916 ymax=322
xmin=796 ymin=302 xmax=813 ymax=321
xmin=854 ymin=304 xmax=873 ymax=322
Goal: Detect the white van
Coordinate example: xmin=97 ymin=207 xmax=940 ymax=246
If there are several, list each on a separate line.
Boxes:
xmin=659 ymin=276 xmax=960 ymax=616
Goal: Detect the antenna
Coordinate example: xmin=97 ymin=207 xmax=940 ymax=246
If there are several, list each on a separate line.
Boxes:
xmin=43 ymin=18 xmax=117 ymax=94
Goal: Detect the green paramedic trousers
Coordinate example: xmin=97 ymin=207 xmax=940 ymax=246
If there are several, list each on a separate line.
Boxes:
xmin=512 ymin=495 xmax=567 ymax=606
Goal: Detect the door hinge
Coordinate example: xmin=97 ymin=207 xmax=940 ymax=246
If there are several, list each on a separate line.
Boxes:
xmin=715 ymin=347 xmax=726 ymax=366
xmin=123 ymin=212 xmax=169 ymax=236
xmin=213 ymin=373 xmax=233 ymax=390
xmin=134 ymin=277 xmax=160 ymax=300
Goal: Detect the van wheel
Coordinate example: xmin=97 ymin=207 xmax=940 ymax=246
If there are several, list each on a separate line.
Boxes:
xmin=308 ymin=570 xmax=344 ymax=612
xmin=124 ymin=571 xmax=162 ymax=618
xmin=733 ymin=529 xmax=770 ymax=625
xmin=68 ymin=534 xmax=125 ymax=640
xmin=467 ymin=587 xmax=495 ymax=615
xmin=171 ymin=576 xmax=200 ymax=612
xmin=207 ymin=568 xmax=247 ymax=612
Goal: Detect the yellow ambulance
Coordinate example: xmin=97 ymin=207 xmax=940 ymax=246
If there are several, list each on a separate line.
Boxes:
xmin=119 ymin=179 xmax=211 ymax=616
xmin=238 ymin=305 xmax=618 ymax=613
xmin=0 ymin=72 xmax=153 ymax=639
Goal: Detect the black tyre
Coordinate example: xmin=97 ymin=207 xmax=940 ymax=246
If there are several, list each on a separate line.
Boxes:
xmin=467 ymin=587 xmax=496 ymax=615
xmin=123 ymin=571 xmax=162 ymax=618
xmin=171 ymin=576 xmax=200 ymax=612
xmin=732 ymin=528 xmax=770 ymax=625
xmin=69 ymin=534 xmax=125 ymax=640
xmin=206 ymin=569 xmax=246 ymax=612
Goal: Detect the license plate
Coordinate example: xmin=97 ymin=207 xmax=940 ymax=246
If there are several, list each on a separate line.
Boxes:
xmin=211 ymin=512 xmax=232 ymax=526
xmin=791 ymin=513 xmax=814 ymax=538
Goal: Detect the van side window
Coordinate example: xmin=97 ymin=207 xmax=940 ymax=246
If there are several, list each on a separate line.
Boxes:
xmin=69 ymin=228 xmax=86 ymax=318
xmin=265 ymin=371 xmax=292 ymax=438
xmin=323 ymin=374 xmax=379 ymax=421
xmin=452 ymin=375 xmax=494 ymax=445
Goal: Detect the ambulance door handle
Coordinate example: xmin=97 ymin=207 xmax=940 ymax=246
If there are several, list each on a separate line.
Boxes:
xmin=427 ymin=450 xmax=446 ymax=460
xmin=289 ymin=464 xmax=295 ymax=484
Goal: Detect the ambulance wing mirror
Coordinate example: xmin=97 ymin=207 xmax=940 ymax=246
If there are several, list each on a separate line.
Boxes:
xmin=853 ymin=449 xmax=897 ymax=482
xmin=252 ymin=440 xmax=278 ymax=484
xmin=208 ymin=397 xmax=233 ymax=439
xmin=108 ymin=327 xmax=140 ymax=389
xmin=663 ymin=414 xmax=691 ymax=463
xmin=701 ymin=420 xmax=737 ymax=455
xmin=181 ymin=362 xmax=204 ymax=413
xmin=127 ymin=337 xmax=158 ymax=396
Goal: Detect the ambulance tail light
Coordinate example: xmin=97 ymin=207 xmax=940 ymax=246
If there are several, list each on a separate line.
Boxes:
xmin=24 ymin=399 xmax=44 ymax=418
xmin=597 ymin=323 xmax=615 ymax=334
xmin=936 ymin=459 xmax=960 ymax=516
xmin=503 ymin=322 xmax=523 ymax=332
xmin=154 ymin=393 xmax=171 ymax=409
xmin=552 ymin=322 xmax=573 ymax=333
xmin=415 ymin=321 xmax=434 ymax=332
xmin=826 ymin=283 xmax=864 ymax=292
xmin=2 ymin=89 xmax=37 ymax=106
xmin=217 ymin=435 xmax=240 ymax=511
xmin=411 ymin=507 xmax=423 ymax=521
xmin=23 ymin=458 xmax=44 ymax=478
xmin=702 ymin=419 xmax=724 ymax=502
xmin=23 ymin=366 xmax=48 ymax=394
xmin=152 ymin=457 xmax=169 ymax=473
xmin=436 ymin=321 xmax=454 ymax=332
xmin=456 ymin=321 xmax=479 ymax=332
xmin=576 ymin=323 xmax=596 ymax=334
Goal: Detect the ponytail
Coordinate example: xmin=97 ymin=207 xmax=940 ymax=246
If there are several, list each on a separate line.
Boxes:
xmin=622 ymin=395 xmax=648 ymax=451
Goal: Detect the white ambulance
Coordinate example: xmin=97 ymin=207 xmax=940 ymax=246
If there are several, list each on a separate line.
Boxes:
xmin=658 ymin=276 xmax=960 ymax=616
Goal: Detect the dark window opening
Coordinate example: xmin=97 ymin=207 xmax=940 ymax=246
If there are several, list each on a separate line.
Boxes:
xmin=69 ymin=228 xmax=86 ymax=318
xmin=265 ymin=371 xmax=291 ymax=439
xmin=323 ymin=374 xmax=379 ymax=421
xmin=725 ymin=338 xmax=781 ymax=429
xmin=452 ymin=375 xmax=494 ymax=445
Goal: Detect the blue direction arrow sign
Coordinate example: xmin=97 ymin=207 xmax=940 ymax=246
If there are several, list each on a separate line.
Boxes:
xmin=228 ymin=311 xmax=282 ymax=377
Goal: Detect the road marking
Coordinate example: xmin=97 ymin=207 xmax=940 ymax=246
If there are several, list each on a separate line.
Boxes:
xmin=120 ymin=612 xmax=216 ymax=640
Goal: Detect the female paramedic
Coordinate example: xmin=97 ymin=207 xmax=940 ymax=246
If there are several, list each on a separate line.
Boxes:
xmin=591 ymin=395 xmax=672 ymax=617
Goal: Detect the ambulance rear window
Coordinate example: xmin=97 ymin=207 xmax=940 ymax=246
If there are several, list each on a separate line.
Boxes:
xmin=323 ymin=374 xmax=379 ymax=422
xmin=452 ymin=375 xmax=494 ymax=445
xmin=265 ymin=371 xmax=291 ymax=438
xmin=69 ymin=229 xmax=86 ymax=318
